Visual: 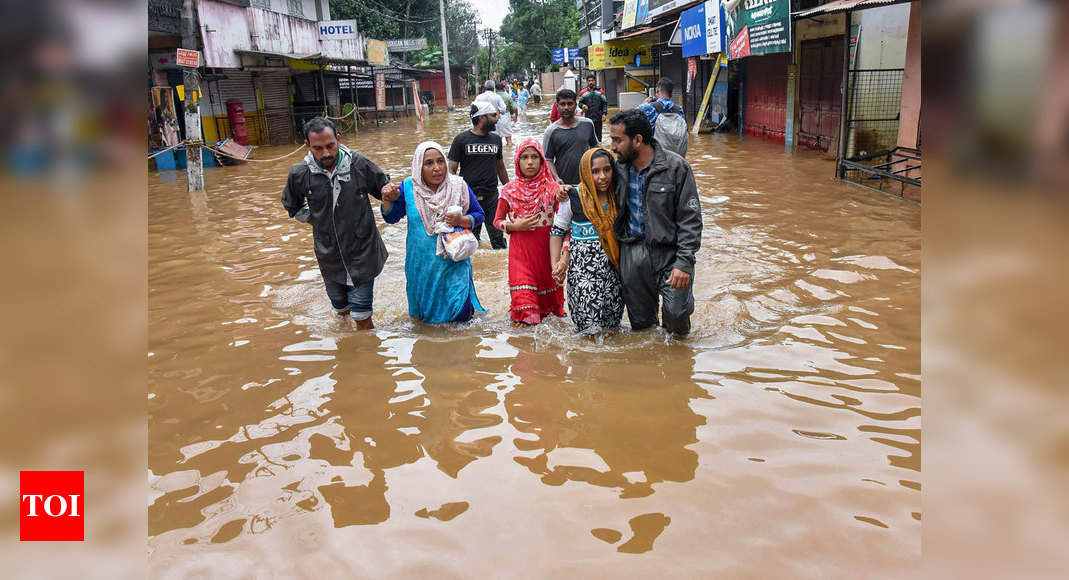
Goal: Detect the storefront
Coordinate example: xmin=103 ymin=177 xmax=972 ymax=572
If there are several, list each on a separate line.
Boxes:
xmin=723 ymin=0 xmax=792 ymax=141
xmin=677 ymin=0 xmax=730 ymax=128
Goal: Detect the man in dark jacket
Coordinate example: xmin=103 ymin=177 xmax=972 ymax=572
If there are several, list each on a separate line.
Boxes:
xmin=608 ymin=109 xmax=702 ymax=336
xmin=281 ymin=117 xmax=398 ymax=330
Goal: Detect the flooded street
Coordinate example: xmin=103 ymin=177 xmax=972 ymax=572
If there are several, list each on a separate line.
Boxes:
xmin=149 ymin=104 xmax=919 ymax=576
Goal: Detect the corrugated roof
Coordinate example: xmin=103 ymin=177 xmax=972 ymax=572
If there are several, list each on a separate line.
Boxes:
xmin=792 ymin=0 xmax=910 ymax=19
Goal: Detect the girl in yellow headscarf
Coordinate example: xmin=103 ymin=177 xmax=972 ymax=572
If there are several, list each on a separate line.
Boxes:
xmin=549 ymin=147 xmax=624 ymax=334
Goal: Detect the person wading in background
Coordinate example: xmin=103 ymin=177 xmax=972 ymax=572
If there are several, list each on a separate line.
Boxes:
xmin=578 ymin=74 xmax=609 ymax=142
xmin=448 ymin=102 xmax=511 ymax=250
xmin=542 ymin=89 xmax=599 ymax=186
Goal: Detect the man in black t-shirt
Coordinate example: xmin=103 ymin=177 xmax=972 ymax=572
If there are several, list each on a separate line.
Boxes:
xmin=543 ymin=89 xmax=600 ymax=186
xmin=448 ymin=101 xmax=510 ymax=249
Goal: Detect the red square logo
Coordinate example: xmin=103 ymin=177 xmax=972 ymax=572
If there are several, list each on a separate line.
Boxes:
xmin=20 ymin=471 xmax=84 ymax=541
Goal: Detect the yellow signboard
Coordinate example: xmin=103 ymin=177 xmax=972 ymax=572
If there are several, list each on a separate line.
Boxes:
xmin=587 ymin=40 xmax=652 ymax=70
xmin=289 ymin=58 xmax=323 ymax=71
xmin=175 ymin=85 xmax=201 ymax=102
xmin=621 ymin=0 xmax=638 ymax=30
xmin=366 ymin=39 xmax=389 ymax=66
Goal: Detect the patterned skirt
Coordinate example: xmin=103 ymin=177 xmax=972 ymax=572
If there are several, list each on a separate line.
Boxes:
xmin=566 ymin=237 xmax=624 ymax=333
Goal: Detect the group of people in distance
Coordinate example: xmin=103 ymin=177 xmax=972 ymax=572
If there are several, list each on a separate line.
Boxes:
xmin=281 ymin=78 xmax=701 ymax=336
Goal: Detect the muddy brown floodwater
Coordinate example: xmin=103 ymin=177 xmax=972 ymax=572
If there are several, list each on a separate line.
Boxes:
xmin=149 ymin=104 xmax=919 ymax=577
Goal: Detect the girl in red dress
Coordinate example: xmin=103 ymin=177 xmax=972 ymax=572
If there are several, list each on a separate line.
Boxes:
xmin=494 ymin=138 xmax=567 ymax=325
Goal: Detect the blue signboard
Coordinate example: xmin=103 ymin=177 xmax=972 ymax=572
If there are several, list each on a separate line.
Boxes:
xmin=567 ymin=47 xmax=580 ymax=61
xmin=680 ymin=0 xmax=726 ymax=58
xmin=636 ymin=0 xmax=649 ymax=25
xmin=551 ymin=48 xmax=565 ymax=64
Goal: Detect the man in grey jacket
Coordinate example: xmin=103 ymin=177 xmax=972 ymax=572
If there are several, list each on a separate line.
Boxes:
xmin=281 ymin=117 xmax=398 ymax=330
xmin=608 ymin=109 xmax=702 ymax=336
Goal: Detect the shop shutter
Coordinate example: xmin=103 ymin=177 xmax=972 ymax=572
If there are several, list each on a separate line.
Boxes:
xmin=261 ymin=70 xmax=294 ymax=145
xmin=294 ymin=73 xmax=317 ymax=102
xmin=218 ymin=71 xmax=258 ymax=112
xmin=325 ymin=76 xmax=340 ymax=107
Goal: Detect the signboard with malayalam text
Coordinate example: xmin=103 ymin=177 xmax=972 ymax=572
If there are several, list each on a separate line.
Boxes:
xmin=318 ymin=20 xmax=358 ymax=40
xmin=374 ymin=72 xmax=386 ymax=110
xmin=386 ymin=38 xmax=427 ymax=52
xmin=551 ymin=47 xmax=580 ymax=64
xmin=724 ymin=0 xmax=790 ymax=59
xmin=176 ymin=48 xmax=199 ymax=68
xmin=648 ymin=0 xmax=697 ymax=21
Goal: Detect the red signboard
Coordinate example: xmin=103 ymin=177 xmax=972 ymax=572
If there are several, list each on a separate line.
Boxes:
xmin=374 ymin=72 xmax=386 ymax=111
xmin=729 ymin=26 xmax=750 ymax=59
xmin=176 ymin=48 xmax=200 ymax=68
xmin=413 ymin=82 xmax=424 ymax=123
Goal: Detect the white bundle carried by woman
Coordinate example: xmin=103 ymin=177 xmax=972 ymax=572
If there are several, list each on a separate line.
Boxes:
xmin=438 ymin=205 xmax=478 ymax=262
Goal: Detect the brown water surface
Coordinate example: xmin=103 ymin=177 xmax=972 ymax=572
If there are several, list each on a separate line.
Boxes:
xmin=149 ymin=105 xmax=919 ymax=577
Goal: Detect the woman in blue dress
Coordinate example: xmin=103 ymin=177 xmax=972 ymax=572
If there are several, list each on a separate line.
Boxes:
xmin=381 ymin=141 xmax=486 ymax=323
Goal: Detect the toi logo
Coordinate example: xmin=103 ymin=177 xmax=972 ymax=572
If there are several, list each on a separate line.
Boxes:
xmin=20 ymin=471 xmax=84 ymax=541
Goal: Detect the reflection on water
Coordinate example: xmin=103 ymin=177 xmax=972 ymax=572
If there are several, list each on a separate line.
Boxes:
xmin=149 ymin=103 xmax=919 ymax=575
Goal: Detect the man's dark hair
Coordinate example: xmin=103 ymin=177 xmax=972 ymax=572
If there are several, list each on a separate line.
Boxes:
xmin=657 ymin=77 xmax=674 ymax=97
xmin=556 ymin=88 xmax=577 ymax=102
xmin=610 ymin=109 xmax=653 ymax=145
xmin=303 ymin=117 xmax=337 ymax=140
xmin=495 ymin=81 xmax=505 ymax=90
xmin=470 ymin=104 xmax=480 ymax=126
xmin=586 ymin=74 xmax=595 ymax=81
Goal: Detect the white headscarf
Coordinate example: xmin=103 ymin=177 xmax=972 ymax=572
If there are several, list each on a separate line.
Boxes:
xmin=410 ymin=141 xmax=470 ymax=252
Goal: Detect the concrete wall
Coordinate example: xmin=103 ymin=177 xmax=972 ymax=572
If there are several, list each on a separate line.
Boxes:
xmin=897 ymin=2 xmax=921 ymax=150
xmin=255 ymin=0 xmax=323 ymax=20
xmin=198 ymin=0 xmax=364 ymax=68
xmin=855 ymin=3 xmax=911 ymax=69
xmin=198 ymin=0 xmax=252 ymax=68
xmin=795 ymin=13 xmax=846 ymax=48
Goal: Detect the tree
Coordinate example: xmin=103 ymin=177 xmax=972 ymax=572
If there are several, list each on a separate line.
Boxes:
xmin=329 ymin=0 xmax=479 ymax=69
xmin=499 ymin=0 xmax=580 ymax=74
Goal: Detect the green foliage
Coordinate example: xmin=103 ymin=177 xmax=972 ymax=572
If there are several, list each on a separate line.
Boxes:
xmin=499 ymin=0 xmax=581 ymax=75
xmin=329 ymin=0 xmax=479 ymax=69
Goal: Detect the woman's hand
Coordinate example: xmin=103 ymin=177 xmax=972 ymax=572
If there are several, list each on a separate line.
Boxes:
xmin=556 ymin=183 xmax=570 ymax=203
xmin=510 ymin=214 xmax=539 ymax=232
xmin=552 ymin=252 xmax=568 ymax=283
xmin=381 ymin=183 xmax=400 ymax=202
xmin=444 ymin=213 xmax=470 ymax=228
xmin=553 ymin=252 xmax=569 ymax=283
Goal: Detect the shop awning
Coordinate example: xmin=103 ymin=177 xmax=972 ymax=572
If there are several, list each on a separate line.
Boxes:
xmin=234 ymin=49 xmax=368 ymax=66
xmin=615 ymin=20 xmax=676 ymax=41
xmin=793 ymin=0 xmax=910 ymax=19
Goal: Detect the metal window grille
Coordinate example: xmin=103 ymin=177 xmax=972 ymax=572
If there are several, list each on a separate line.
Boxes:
xmin=845 ymin=69 xmax=903 ymax=158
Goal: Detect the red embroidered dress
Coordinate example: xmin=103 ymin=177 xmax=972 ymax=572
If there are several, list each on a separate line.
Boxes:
xmin=494 ymin=139 xmax=566 ymax=324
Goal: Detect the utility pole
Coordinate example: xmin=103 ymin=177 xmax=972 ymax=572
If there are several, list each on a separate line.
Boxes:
xmin=439 ymin=0 xmax=454 ymax=109
xmin=483 ymin=29 xmax=495 ymax=80
xmin=181 ymin=0 xmax=203 ymax=191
